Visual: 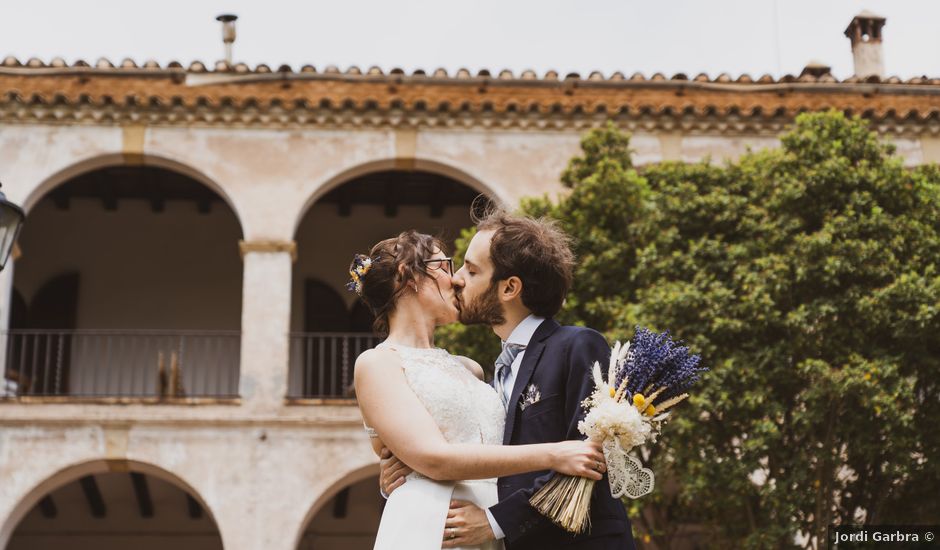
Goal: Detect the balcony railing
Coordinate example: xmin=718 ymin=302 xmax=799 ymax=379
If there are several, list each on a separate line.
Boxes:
xmin=0 ymin=330 xmax=241 ymax=399
xmin=287 ymin=332 xmax=382 ymax=399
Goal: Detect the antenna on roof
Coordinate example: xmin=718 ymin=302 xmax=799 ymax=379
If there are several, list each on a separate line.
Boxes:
xmin=216 ymin=14 xmax=238 ymax=65
xmin=772 ymin=0 xmax=782 ymax=75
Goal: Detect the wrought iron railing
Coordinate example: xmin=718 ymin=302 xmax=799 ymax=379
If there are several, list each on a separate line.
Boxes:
xmin=0 ymin=330 xmax=241 ymax=398
xmin=287 ymin=332 xmax=382 ymax=399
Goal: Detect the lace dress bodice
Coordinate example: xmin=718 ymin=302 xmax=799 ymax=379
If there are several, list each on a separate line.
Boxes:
xmin=369 ymin=343 xmax=507 ymax=550
xmin=375 ymin=343 xmax=505 ymax=445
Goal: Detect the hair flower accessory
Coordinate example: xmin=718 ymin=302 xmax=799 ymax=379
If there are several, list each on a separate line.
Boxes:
xmin=346 ymin=254 xmax=373 ymax=295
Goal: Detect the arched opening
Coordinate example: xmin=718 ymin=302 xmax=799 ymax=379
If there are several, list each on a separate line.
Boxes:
xmin=296 ymin=472 xmax=382 ymax=550
xmin=2 ymin=164 xmax=243 ymax=399
xmin=5 ymin=461 xmax=223 ymax=550
xmin=288 ymin=168 xmax=492 ymax=399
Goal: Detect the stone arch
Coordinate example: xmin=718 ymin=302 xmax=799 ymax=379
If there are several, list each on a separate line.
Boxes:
xmin=20 ymin=153 xmax=245 ymax=237
xmin=291 ymin=462 xmax=380 ymax=550
xmin=7 ymin=157 xmax=245 ymax=396
xmin=292 ymin=158 xmax=508 ymax=238
xmin=0 ymin=458 xmax=222 ymax=549
xmin=288 ymin=159 xmax=498 ymax=398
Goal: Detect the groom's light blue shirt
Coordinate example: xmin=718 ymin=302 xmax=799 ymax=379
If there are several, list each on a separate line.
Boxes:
xmin=485 ymin=314 xmax=545 ymax=540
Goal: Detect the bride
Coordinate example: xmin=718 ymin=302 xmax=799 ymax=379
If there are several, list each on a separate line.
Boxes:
xmin=352 ymin=230 xmax=605 ymax=550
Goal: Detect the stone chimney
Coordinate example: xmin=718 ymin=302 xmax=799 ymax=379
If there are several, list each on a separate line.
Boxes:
xmin=844 ymin=11 xmax=886 ymax=78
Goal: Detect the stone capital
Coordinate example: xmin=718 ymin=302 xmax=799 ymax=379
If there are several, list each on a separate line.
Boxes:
xmin=238 ymin=240 xmax=297 ymax=262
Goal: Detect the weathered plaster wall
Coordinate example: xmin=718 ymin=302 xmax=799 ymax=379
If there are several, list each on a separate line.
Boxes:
xmin=1 ymin=118 xmax=934 ymax=548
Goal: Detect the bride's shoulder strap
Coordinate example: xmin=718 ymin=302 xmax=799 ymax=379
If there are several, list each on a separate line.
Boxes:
xmin=373 ymin=342 xmax=422 ymax=362
xmin=373 ymin=342 xmax=406 ymax=359
xmin=453 ymin=355 xmax=485 ymax=380
xmin=354 ymin=346 xmax=405 ymax=380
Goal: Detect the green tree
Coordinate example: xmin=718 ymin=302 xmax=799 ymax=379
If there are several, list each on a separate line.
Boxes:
xmin=633 ymin=113 xmax=940 ymax=548
xmin=445 ymin=112 xmax=940 ymax=548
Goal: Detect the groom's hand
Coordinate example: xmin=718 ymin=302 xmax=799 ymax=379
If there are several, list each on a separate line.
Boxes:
xmin=442 ymin=500 xmax=495 ymax=548
xmin=379 ymin=447 xmax=412 ymax=496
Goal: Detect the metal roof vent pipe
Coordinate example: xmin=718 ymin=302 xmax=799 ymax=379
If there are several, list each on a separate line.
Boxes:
xmin=216 ymin=14 xmax=238 ymax=67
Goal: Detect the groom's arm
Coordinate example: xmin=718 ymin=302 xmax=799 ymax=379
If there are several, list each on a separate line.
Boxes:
xmin=487 ymin=328 xmax=610 ymax=543
xmin=379 ymin=447 xmax=413 ymax=497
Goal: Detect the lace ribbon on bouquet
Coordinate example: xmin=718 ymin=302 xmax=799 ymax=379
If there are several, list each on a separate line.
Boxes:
xmin=603 ymin=438 xmax=654 ymax=499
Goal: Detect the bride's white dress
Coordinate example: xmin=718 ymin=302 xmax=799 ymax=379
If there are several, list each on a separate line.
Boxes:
xmin=370 ymin=343 xmax=506 ymax=550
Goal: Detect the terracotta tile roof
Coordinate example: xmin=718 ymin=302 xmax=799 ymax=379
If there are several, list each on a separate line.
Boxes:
xmin=3 ymin=57 xmax=940 ymax=126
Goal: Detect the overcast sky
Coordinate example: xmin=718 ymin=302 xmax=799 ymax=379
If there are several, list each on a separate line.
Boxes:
xmin=2 ymin=1 xmax=938 ymax=80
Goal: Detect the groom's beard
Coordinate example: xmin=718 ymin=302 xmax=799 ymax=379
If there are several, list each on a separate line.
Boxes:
xmin=457 ymin=281 xmax=505 ymax=326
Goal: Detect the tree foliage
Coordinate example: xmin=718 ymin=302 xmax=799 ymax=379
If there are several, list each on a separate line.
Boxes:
xmin=442 ymin=114 xmax=940 ymax=548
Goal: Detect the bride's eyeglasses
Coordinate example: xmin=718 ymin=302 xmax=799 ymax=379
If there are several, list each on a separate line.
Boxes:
xmin=422 ymin=257 xmax=455 ymax=275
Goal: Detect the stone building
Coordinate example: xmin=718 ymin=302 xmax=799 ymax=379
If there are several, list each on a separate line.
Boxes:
xmin=0 ymin=11 xmax=937 ymax=549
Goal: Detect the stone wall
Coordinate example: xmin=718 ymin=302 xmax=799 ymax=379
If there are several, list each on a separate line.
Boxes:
xmin=0 ymin=404 xmax=377 ymax=550
xmin=2 ymin=119 xmax=937 ymax=548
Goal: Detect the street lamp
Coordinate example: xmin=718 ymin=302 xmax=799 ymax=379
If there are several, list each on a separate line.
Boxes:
xmin=0 ymin=180 xmax=24 ymax=397
xmin=0 ymin=181 xmax=25 ymax=271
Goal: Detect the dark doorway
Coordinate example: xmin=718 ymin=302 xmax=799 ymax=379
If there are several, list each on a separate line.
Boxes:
xmin=6 ymin=272 xmax=80 ymax=395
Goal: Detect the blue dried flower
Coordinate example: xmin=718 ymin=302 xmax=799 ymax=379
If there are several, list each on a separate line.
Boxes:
xmin=613 ymin=326 xmax=705 ymax=405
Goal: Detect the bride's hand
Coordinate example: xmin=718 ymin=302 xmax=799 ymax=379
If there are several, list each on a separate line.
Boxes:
xmin=548 ymin=440 xmax=606 ymax=480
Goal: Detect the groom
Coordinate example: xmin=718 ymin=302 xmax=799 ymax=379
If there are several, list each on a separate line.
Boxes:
xmin=380 ymin=210 xmax=636 ymax=550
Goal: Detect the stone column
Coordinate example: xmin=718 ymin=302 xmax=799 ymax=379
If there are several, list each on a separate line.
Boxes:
xmin=237 ymin=240 xmax=295 ymax=412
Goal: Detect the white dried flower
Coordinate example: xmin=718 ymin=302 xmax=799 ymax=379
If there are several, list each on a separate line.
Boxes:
xmin=591 ymin=361 xmax=605 ymax=390
xmin=578 ymin=397 xmax=652 ymax=451
xmin=608 ymin=341 xmax=621 ymax=386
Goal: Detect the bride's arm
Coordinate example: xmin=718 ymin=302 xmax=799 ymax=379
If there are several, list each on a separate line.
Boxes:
xmin=355 ymin=348 xmax=604 ymax=482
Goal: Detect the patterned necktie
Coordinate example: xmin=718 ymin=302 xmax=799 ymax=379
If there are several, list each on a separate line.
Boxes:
xmin=494 ymin=342 xmax=526 ymax=410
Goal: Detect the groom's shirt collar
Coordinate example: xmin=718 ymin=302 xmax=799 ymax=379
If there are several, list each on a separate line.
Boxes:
xmin=505 ymin=314 xmax=546 ymax=348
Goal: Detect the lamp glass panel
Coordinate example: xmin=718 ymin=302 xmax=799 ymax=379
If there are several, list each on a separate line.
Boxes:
xmin=0 ymin=202 xmax=24 ymax=268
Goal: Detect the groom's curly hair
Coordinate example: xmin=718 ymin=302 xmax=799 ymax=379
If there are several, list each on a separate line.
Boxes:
xmin=476 ymin=209 xmax=575 ymax=318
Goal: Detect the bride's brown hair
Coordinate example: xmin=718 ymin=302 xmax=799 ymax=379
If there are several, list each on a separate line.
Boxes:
xmin=349 ymin=230 xmax=447 ymax=335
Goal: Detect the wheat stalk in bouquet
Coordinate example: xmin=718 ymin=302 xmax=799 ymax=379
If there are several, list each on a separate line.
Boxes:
xmin=529 ymin=326 xmax=705 ymax=534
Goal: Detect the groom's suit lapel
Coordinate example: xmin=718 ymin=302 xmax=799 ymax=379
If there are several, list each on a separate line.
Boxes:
xmin=502 ymin=318 xmax=559 ymax=445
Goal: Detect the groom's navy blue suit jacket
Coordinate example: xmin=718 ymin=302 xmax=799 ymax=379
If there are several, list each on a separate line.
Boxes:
xmin=488 ymin=319 xmax=637 ymax=550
